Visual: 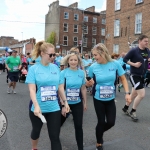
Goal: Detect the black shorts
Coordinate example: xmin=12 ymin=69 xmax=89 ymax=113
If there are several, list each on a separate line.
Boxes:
xmin=0 ymin=64 xmax=3 ymax=70
xmin=8 ymin=72 xmax=19 ymax=82
xmin=129 ymin=75 xmax=144 ymax=90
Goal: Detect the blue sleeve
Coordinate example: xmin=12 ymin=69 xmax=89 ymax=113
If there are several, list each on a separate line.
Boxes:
xmin=25 ymin=66 xmax=36 ymax=84
xmin=88 ymin=65 xmax=94 ymax=78
xmin=59 ymin=70 xmax=65 ymax=85
xmin=82 ymin=71 xmax=86 ymax=85
xmin=115 ymin=61 xmax=125 ymax=76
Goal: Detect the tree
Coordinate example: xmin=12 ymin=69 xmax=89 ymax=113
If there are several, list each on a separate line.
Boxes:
xmin=46 ymin=31 xmax=56 ymax=45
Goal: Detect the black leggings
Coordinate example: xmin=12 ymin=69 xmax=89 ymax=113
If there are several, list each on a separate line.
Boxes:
xmin=29 ymin=111 xmax=62 ymax=150
xmin=61 ymin=102 xmax=83 ymax=150
xmin=93 ymin=98 xmax=116 ymax=144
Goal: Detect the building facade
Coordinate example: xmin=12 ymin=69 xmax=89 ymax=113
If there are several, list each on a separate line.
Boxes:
xmin=106 ymin=0 xmax=150 ymax=54
xmin=9 ymin=38 xmax=36 ymax=54
xmin=0 ymin=36 xmax=18 ymax=47
xmin=45 ymin=1 xmax=106 ymax=54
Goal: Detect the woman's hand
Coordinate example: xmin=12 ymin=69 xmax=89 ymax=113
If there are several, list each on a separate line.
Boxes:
xmin=86 ymin=79 xmax=94 ymax=87
xmin=125 ymin=94 xmax=131 ymax=105
xmin=61 ymin=107 xmax=67 ymax=117
xmin=64 ymin=103 xmax=70 ymax=113
xmin=83 ymin=103 xmax=87 ymax=111
xmin=34 ymin=105 xmax=41 ymax=117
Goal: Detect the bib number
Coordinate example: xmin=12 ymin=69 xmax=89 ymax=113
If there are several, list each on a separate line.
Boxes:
xmin=13 ymin=66 xmax=18 ymax=71
xmin=100 ymin=86 xmax=114 ymax=99
xmin=41 ymin=86 xmax=57 ymax=102
xmin=67 ymin=88 xmax=80 ymax=101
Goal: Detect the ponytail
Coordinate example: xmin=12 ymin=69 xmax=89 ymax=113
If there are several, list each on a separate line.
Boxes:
xmin=31 ymin=41 xmax=55 ymax=60
xmin=32 ymin=41 xmax=44 ymax=60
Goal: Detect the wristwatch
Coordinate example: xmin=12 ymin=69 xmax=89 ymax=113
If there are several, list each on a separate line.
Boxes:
xmin=125 ymin=92 xmax=130 ymax=95
xmin=61 ymin=104 xmax=65 ymax=108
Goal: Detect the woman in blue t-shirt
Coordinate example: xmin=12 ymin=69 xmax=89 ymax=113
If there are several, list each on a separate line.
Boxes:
xmin=59 ymin=53 xmax=87 ymax=150
xmin=26 ymin=41 xmax=69 ymax=150
xmin=88 ymin=43 xmax=131 ymax=150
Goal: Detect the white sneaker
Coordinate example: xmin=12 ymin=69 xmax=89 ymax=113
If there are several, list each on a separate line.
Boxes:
xmin=7 ymin=87 xmax=11 ymax=94
xmin=12 ymin=90 xmax=16 ymax=94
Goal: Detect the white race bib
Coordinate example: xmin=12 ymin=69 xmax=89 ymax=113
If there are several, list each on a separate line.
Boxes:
xmin=100 ymin=86 xmax=114 ymax=99
xmin=41 ymin=86 xmax=57 ymax=102
xmin=67 ymin=88 xmax=80 ymax=101
xmin=13 ymin=66 xmax=18 ymax=71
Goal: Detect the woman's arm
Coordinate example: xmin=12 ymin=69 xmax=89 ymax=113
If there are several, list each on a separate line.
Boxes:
xmin=119 ymin=75 xmax=131 ymax=105
xmin=28 ymin=84 xmax=41 ymax=117
xmin=58 ymin=84 xmax=70 ymax=113
xmin=81 ymin=85 xmax=87 ymax=111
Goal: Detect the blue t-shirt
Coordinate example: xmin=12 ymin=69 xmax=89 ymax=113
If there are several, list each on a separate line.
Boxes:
xmin=25 ymin=63 xmax=60 ymax=113
xmin=89 ymin=60 xmax=125 ymax=101
xmin=27 ymin=58 xmax=33 ymax=69
xmin=0 ymin=57 xmax=4 ymax=64
xmin=55 ymin=56 xmax=62 ymax=67
xmin=2 ymin=56 xmax=6 ymax=62
xmin=35 ymin=56 xmax=41 ymax=63
xmin=82 ymin=59 xmax=92 ymax=75
xmin=117 ymin=57 xmax=125 ymax=66
xmin=59 ymin=68 xmax=85 ymax=104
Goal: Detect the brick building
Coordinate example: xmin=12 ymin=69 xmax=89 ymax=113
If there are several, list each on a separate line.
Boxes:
xmin=106 ymin=0 xmax=150 ymax=55
xmin=0 ymin=36 xmax=18 ymax=47
xmin=9 ymin=38 xmax=36 ymax=54
xmin=45 ymin=1 xmax=106 ymax=54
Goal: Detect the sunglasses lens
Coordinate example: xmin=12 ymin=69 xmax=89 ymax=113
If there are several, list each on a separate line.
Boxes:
xmin=49 ymin=53 xmax=56 ymax=57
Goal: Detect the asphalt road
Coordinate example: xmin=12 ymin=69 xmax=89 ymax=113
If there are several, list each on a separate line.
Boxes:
xmin=0 ymin=71 xmax=150 ymax=150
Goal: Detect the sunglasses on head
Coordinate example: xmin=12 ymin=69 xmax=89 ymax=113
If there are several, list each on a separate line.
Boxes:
xmin=45 ymin=52 xmax=56 ymax=58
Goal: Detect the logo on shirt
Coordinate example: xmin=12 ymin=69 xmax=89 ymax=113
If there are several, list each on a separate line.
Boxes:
xmin=51 ymin=72 xmax=57 ymax=75
xmin=109 ymin=68 xmax=115 ymax=71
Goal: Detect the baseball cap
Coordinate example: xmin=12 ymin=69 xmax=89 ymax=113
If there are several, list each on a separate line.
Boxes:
xmin=12 ymin=50 xmax=17 ymax=53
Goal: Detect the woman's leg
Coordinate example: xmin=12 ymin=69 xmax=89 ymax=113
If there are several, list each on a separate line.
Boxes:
xmin=29 ymin=111 xmax=43 ymax=149
xmin=71 ymin=102 xmax=83 ymax=150
xmin=46 ymin=110 xmax=62 ymax=150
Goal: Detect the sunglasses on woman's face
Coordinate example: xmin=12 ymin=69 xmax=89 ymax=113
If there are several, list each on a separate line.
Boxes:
xmin=45 ymin=52 xmax=56 ymax=58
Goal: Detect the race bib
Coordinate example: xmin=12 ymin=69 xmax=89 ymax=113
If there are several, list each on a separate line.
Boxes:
xmin=41 ymin=86 xmax=57 ymax=102
xmin=13 ymin=66 xmax=18 ymax=71
xmin=67 ymin=88 xmax=80 ymax=101
xmin=100 ymin=86 xmax=114 ymax=99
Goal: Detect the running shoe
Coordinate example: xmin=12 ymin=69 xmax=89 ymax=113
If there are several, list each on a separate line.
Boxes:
xmin=129 ymin=111 xmax=138 ymax=122
xmin=96 ymin=145 xmax=103 ymax=150
xmin=7 ymin=87 xmax=11 ymax=94
xmin=122 ymin=108 xmax=129 ymax=115
xmin=12 ymin=90 xmax=16 ymax=94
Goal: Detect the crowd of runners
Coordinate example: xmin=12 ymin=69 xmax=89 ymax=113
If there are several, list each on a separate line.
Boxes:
xmin=1 ymin=34 xmax=150 ymax=150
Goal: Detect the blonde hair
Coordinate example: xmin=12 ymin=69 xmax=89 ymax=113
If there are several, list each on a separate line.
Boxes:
xmin=61 ymin=53 xmax=83 ymax=68
xmin=70 ymin=47 xmax=79 ymax=53
xmin=31 ymin=41 xmax=55 ymax=60
xmin=92 ymin=43 xmax=112 ymax=62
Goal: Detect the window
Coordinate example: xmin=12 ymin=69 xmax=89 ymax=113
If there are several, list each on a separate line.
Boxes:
xmin=135 ymin=13 xmax=142 ymax=34
xmin=115 ymin=0 xmax=121 ymax=11
xmin=102 ymin=18 xmax=106 ymax=24
xmin=92 ymin=38 xmax=96 ymax=47
xmin=101 ymin=28 xmax=105 ymax=36
xmin=93 ymin=17 xmax=97 ymax=23
xmin=113 ymin=44 xmax=119 ymax=54
xmin=92 ymin=27 xmax=97 ymax=35
xmin=63 ymin=23 xmax=68 ymax=32
xmin=114 ymin=20 xmax=120 ymax=36
xmin=63 ymin=36 xmax=68 ymax=46
xmin=64 ymin=12 xmax=69 ymax=19
xmin=73 ymin=37 xmax=78 ymax=46
xmin=83 ymin=25 xmax=88 ymax=34
xmin=84 ymin=16 xmax=88 ymax=22
xmin=136 ymin=0 xmax=143 ymax=4
xmin=74 ymin=25 xmax=78 ymax=33
xmin=83 ymin=38 xmax=88 ymax=47
xmin=101 ymin=39 xmax=105 ymax=44
xmin=74 ymin=14 xmax=79 ymax=20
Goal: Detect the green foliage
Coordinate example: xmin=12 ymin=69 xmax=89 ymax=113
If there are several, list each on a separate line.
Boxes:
xmin=46 ymin=31 xmax=56 ymax=45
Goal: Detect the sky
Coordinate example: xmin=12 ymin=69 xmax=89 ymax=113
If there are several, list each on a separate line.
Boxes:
xmin=0 ymin=0 xmax=106 ymax=42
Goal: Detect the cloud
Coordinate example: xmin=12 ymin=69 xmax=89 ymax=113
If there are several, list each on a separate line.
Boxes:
xmin=95 ymin=0 xmax=106 ymax=12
